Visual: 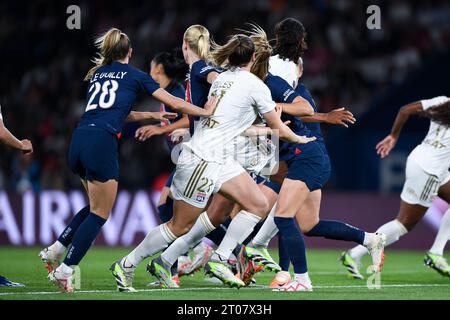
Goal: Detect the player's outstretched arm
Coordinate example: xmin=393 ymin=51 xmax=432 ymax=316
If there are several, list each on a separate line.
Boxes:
xmin=0 ymin=120 xmax=33 ymax=154
xmin=376 ymin=101 xmax=423 ymax=158
xmin=301 ymin=107 xmax=356 ymax=128
xmin=135 ymin=115 xmax=190 ymax=142
xmin=277 ymin=96 xmax=314 ymax=117
xmin=263 ymin=109 xmax=316 ymax=144
xmin=126 ymin=111 xmax=177 ymax=122
xmin=152 ymin=88 xmax=216 ymax=117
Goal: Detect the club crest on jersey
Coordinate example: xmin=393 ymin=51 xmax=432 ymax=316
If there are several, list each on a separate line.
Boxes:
xmin=196 ymin=192 xmax=207 ymax=203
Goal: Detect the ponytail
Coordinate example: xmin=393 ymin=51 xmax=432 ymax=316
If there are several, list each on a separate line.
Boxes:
xmin=84 ymin=28 xmax=131 ymax=81
xmin=183 ymin=25 xmax=211 ymax=61
xmin=245 ymin=24 xmax=272 ymax=80
xmin=211 ymin=34 xmax=255 ymax=69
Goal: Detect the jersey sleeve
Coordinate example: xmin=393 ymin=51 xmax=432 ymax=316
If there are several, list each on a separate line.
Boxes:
xmin=421 ymin=96 xmax=450 ymax=110
xmin=268 ymin=75 xmax=300 ymax=103
xmin=251 ymin=79 xmax=277 ymax=114
xmin=0 ymin=105 xmax=2 ymax=120
xmin=194 ymin=60 xmax=218 ymax=81
xmin=136 ymin=71 xmax=160 ymax=96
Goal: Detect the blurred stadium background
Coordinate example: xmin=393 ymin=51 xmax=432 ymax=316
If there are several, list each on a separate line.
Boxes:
xmin=0 ymin=0 xmax=449 ymax=250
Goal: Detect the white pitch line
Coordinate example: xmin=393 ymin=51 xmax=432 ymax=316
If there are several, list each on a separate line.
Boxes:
xmin=1 ymin=283 xmax=450 ymax=297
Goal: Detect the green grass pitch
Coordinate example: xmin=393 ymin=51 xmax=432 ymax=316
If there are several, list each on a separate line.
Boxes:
xmin=0 ymin=247 xmax=449 ymax=300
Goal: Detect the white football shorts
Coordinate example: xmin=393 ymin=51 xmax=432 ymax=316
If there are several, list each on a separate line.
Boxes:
xmin=170 ymin=146 xmax=245 ymax=208
xmin=400 ymin=157 xmax=450 ymax=207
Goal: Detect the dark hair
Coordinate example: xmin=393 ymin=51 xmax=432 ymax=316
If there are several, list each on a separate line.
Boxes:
xmin=273 ymin=18 xmax=307 ymax=62
xmin=211 ymin=34 xmax=255 ymax=68
xmin=422 ymin=100 xmax=450 ymax=127
xmin=152 ymin=48 xmax=189 ymax=83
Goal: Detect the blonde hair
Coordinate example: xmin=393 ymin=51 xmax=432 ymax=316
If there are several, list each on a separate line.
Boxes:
xmin=246 ymin=24 xmax=272 ymax=80
xmin=211 ymin=34 xmax=255 ymax=69
xmin=84 ymin=28 xmax=131 ymax=81
xmin=183 ymin=25 xmax=211 ymax=61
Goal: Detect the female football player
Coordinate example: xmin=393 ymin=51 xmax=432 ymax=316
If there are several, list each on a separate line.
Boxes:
xmin=38 ymin=27 xmax=215 ymax=293
xmin=242 ymin=19 xmax=385 ymax=291
xmin=111 ymin=25 xmax=226 ymax=291
xmin=149 ymin=25 xmax=316 ymax=287
xmin=117 ymin=34 xmax=316 ymax=290
xmin=341 ymin=96 xmax=450 ymax=279
xmin=145 ymin=25 xmax=364 ymax=289
xmin=135 ymin=50 xmax=189 ymax=221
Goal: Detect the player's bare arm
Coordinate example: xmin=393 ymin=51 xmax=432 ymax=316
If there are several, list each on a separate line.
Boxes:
xmin=301 ymin=107 xmax=356 ymax=128
xmin=136 ymin=115 xmax=189 ymax=141
xmin=376 ymin=101 xmax=423 ymax=158
xmin=126 ymin=111 xmax=177 ymax=122
xmin=152 ymin=88 xmax=217 ymax=117
xmin=0 ymin=119 xmax=33 ymax=154
xmin=263 ymin=109 xmax=316 ymax=144
xmin=277 ymin=96 xmax=314 ymax=117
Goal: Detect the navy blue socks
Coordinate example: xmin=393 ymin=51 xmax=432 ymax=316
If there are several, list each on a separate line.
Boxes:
xmin=305 ymin=220 xmax=365 ymax=245
xmin=57 ymin=205 xmax=90 ymax=247
xmin=274 ymin=217 xmax=307 ymax=274
xmin=158 ymin=197 xmax=174 ymax=223
xmin=278 ymin=234 xmax=291 ymax=271
xmin=206 ymin=222 xmax=229 ymax=246
xmin=64 ymin=213 xmax=107 ymax=266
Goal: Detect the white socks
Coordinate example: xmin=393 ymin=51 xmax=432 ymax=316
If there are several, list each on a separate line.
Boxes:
xmin=362 ymin=233 xmax=376 ymax=247
xmin=48 ymin=241 xmax=66 ymax=256
xmin=429 ymin=208 xmax=450 ymax=256
xmin=57 ymin=262 xmax=74 ymax=275
xmin=126 ymin=223 xmax=177 ymax=266
xmin=294 ymin=272 xmax=311 ymax=284
xmin=215 ymin=210 xmax=262 ymax=259
xmin=161 ymin=212 xmax=216 ymax=266
xmin=349 ymin=219 xmax=408 ymax=261
xmin=251 ymin=203 xmax=278 ymax=248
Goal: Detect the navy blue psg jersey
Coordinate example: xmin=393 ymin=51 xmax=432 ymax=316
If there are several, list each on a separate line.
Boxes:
xmin=160 ymin=82 xmax=185 ymax=150
xmin=79 ymin=61 xmax=160 ymax=135
xmin=295 ymin=82 xmax=325 ymax=147
xmin=265 ymin=73 xmax=312 ymax=160
xmin=186 ymin=59 xmax=219 ymax=134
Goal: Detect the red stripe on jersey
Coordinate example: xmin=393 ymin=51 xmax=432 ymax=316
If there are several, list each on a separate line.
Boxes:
xmin=185 ymin=80 xmax=193 ymax=126
xmin=160 ymin=103 xmax=166 ymax=126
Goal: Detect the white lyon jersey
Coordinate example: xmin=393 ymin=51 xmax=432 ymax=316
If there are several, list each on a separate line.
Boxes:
xmin=0 ymin=105 xmax=3 ymax=120
xmin=185 ymin=68 xmax=276 ymax=164
xmin=269 ymin=55 xmax=299 ymax=88
xmin=408 ymin=96 xmax=450 ymax=177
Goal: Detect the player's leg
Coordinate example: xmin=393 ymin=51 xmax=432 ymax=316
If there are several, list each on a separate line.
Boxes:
xmin=147 ymin=199 xmax=204 ymax=287
xmin=246 ymin=182 xmax=282 ymax=271
xmin=273 ymin=178 xmax=312 ymax=292
xmin=297 ymin=190 xmax=385 ymax=276
xmin=118 ymin=151 xmax=216 ymax=288
xmin=158 ymin=171 xmax=175 ymax=223
xmin=344 ymin=200 xmax=423 ymax=276
xmin=425 ymin=177 xmax=450 ymax=276
xmin=344 ymin=158 xmax=432 ymax=278
xmin=39 ymin=179 xmax=90 ymax=273
xmin=205 ymin=171 xmax=269 ymax=288
xmin=158 ymin=194 xmax=234 ymax=278
xmin=51 ymin=179 xmax=117 ymax=293
xmin=49 ymin=128 xmax=119 ymax=292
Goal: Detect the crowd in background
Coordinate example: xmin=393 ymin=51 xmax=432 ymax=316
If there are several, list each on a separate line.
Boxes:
xmin=0 ymin=0 xmax=449 ymax=192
